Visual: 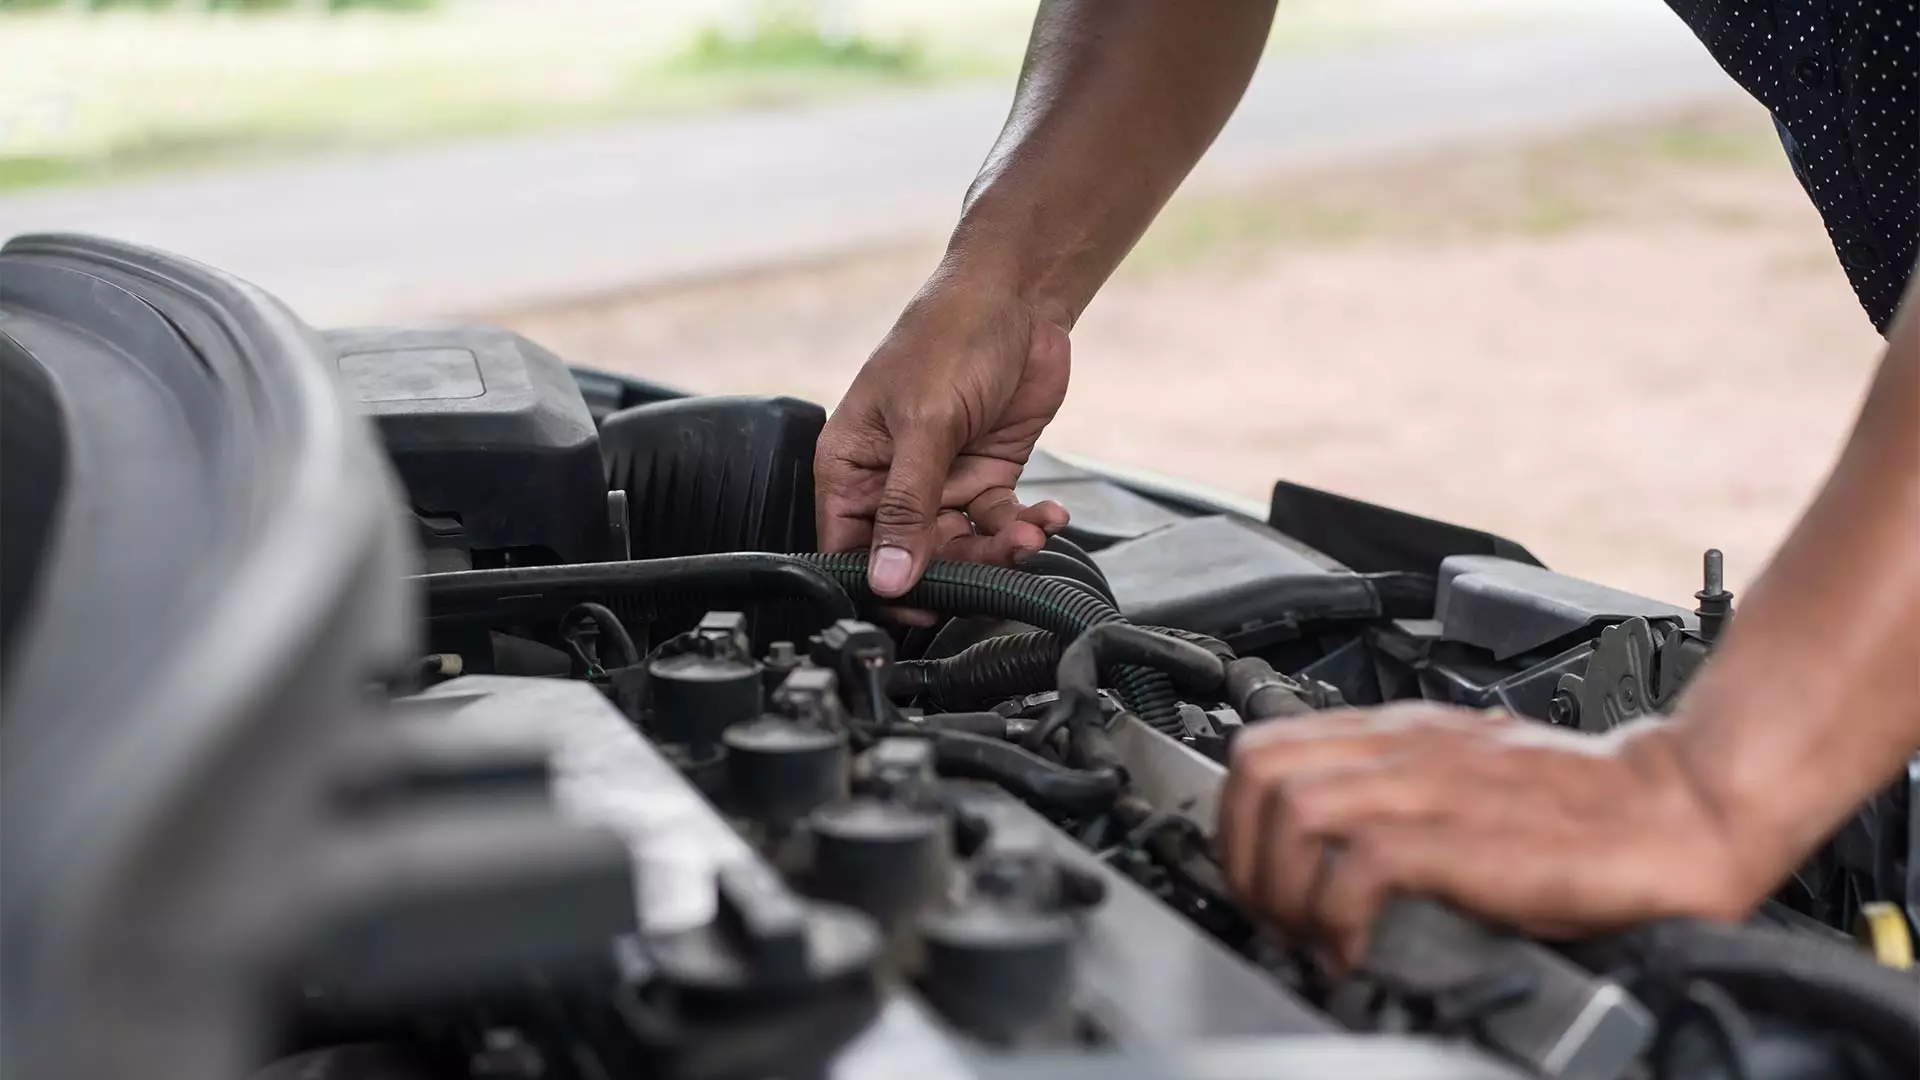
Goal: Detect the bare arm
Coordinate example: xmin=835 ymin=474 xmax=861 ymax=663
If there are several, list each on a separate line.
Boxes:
xmin=953 ymin=0 xmax=1280 ymax=326
xmin=1220 ymin=278 xmax=1920 ymax=959
xmin=1673 ymin=276 xmax=1920 ymax=901
xmin=816 ymin=0 xmax=1278 ymax=594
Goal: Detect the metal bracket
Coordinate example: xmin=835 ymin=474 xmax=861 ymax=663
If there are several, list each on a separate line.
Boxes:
xmin=608 ymin=489 xmax=632 ymax=561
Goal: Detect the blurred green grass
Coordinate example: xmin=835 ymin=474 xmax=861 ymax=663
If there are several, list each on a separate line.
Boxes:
xmin=0 ymin=0 xmax=1560 ymax=191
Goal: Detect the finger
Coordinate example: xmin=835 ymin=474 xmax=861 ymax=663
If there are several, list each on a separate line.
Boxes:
xmin=1219 ymin=702 xmax=1494 ymax=899
xmin=1303 ymin=823 xmax=1554 ymax=968
xmin=1223 ymin=705 xmax=1510 ymax=899
xmin=964 ymin=490 xmax=1048 ymax=562
xmin=1248 ymin=757 xmax=1458 ymax=931
xmin=964 ymin=488 xmax=1027 ymax=536
xmin=935 ymin=510 xmax=976 ymax=550
xmin=893 ymin=509 xmax=970 ymax=626
xmin=1000 ymin=521 xmax=1049 ymax=563
xmin=929 ymin=526 xmax=1036 ymax=568
xmin=934 ymin=532 xmax=1015 ymax=566
xmin=1220 ymin=714 xmax=1408 ymax=899
xmin=1249 ymin=777 xmax=1310 ymax=935
xmin=815 ymin=473 xmax=875 ymax=555
xmin=868 ymin=425 xmax=961 ymax=598
xmin=814 ymin=427 xmax=877 ymax=555
xmin=1017 ymin=500 xmax=1070 ymax=535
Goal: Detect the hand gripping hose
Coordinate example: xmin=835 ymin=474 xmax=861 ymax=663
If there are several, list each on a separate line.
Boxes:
xmin=792 ymin=554 xmax=1186 ymax=732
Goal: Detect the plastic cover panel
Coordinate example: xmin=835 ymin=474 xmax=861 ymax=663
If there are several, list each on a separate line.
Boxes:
xmin=328 ymin=325 xmax=607 ymax=564
xmin=1095 ymin=516 xmax=1377 ymax=644
xmin=1434 ymin=555 xmax=1693 ymax=660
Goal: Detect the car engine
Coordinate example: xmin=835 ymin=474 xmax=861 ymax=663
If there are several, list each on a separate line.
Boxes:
xmin=3 ymin=236 xmax=1915 ymax=1080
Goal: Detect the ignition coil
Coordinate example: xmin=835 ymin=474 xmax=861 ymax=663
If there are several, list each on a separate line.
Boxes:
xmin=915 ymin=847 xmax=1105 ymax=1046
xmin=722 ymin=668 xmax=853 ymax=832
xmin=648 ymin=612 xmax=764 ymax=752
xmin=809 ymin=619 xmax=896 ymax=723
xmin=806 ymin=738 xmax=953 ymax=933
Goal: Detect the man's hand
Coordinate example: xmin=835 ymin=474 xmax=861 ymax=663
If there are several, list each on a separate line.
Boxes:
xmin=1217 ymin=705 xmax=1757 ymax=967
xmin=816 ymin=271 xmax=1071 ymax=598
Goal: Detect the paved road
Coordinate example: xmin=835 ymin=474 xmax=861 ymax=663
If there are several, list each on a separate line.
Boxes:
xmin=0 ymin=14 xmax=1741 ymax=325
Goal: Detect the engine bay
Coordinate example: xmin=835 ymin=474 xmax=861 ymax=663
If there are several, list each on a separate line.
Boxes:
xmin=277 ymin=324 xmax=1917 ymax=1079
xmin=1 ymin=235 xmax=1912 ymax=1080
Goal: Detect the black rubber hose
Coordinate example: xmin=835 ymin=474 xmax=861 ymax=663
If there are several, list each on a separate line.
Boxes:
xmin=1043 ymin=534 xmax=1111 ymax=592
xmin=1066 ymin=713 xmax=1125 ymax=774
xmin=918 ymin=729 xmax=1121 ymax=817
xmin=1025 ymin=550 xmax=1116 ymax=606
xmin=1054 ymin=624 xmax=1225 ymax=703
xmin=912 ymin=711 xmax=1009 ymax=738
xmin=1225 ymin=656 xmax=1316 ymax=721
xmin=1029 ymin=624 xmax=1226 ymax=750
xmin=1141 ymin=625 xmax=1236 ymax=661
xmin=797 ymin=554 xmax=1115 ymax=635
xmin=893 ymin=624 xmax=1232 ymax=718
xmin=561 ymin=601 xmax=641 ymax=668
xmin=889 ymin=631 xmax=1060 ymax=707
xmin=1032 ymin=572 xmax=1113 ymax=610
xmin=794 ymin=554 xmax=1182 ymax=729
xmin=419 ymin=554 xmax=858 ymax=626
xmin=1569 ymin=918 xmax=1920 ymax=1071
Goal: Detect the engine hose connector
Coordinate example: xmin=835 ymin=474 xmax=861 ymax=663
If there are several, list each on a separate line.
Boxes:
xmin=793 ymin=554 xmax=1186 ymax=732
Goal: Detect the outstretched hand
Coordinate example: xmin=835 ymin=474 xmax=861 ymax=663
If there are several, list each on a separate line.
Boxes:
xmin=1218 ymin=705 xmax=1757 ymax=966
xmin=816 ymin=273 xmax=1072 ymax=598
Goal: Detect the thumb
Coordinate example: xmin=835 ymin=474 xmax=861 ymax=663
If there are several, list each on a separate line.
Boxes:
xmin=868 ymin=427 xmax=957 ymax=598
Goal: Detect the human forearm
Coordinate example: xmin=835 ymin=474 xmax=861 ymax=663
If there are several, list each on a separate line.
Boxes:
xmin=943 ymin=0 xmax=1277 ymax=326
xmin=1670 ymin=279 xmax=1920 ymax=904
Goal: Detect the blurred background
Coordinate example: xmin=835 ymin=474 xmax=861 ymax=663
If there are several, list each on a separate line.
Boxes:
xmin=0 ymin=0 xmax=1886 ymax=604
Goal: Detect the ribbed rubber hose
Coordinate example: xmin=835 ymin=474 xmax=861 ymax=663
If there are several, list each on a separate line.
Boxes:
xmin=1569 ymin=918 xmax=1920 ymax=1070
xmin=1026 ymin=624 xmax=1226 ymax=751
xmin=795 ymin=554 xmax=1183 ymax=731
xmin=889 ymin=631 xmax=1059 ymax=708
xmin=891 ymin=625 xmax=1236 ymax=713
xmin=1024 ymin=550 xmax=1116 ymax=606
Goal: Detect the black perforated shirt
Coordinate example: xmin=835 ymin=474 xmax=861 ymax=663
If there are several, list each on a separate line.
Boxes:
xmin=1665 ymin=0 xmax=1918 ymax=330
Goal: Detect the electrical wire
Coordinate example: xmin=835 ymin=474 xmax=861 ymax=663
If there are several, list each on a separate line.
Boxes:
xmin=561 ymin=601 xmax=641 ymax=671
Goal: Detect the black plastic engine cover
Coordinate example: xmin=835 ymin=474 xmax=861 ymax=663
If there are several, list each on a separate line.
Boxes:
xmin=330 ymin=326 xmax=607 ymax=568
xmin=601 ymin=394 xmax=824 ymax=557
xmin=1433 ymin=555 xmax=1696 ymax=660
xmin=1094 ymin=515 xmax=1379 ymax=647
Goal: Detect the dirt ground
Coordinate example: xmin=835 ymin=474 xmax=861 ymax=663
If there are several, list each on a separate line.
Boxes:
xmin=495 ymin=101 xmax=1888 ymax=606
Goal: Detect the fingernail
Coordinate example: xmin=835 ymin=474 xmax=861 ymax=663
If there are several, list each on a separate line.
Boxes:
xmin=1012 ymin=547 xmax=1037 ymax=566
xmin=870 ymin=546 xmax=913 ymax=596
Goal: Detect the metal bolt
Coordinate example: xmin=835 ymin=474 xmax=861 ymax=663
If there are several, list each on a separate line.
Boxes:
xmin=1695 ymin=548 xmax=1734 ymax=644
xmin=1547 ymin=690 xmax=1579 ymax=727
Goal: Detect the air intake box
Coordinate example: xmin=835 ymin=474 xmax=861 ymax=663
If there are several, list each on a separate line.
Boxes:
xmin=600 ymin=395 xmax=824 ymax=557
xmin=329 ymin=326 xmax=607 ymax=569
